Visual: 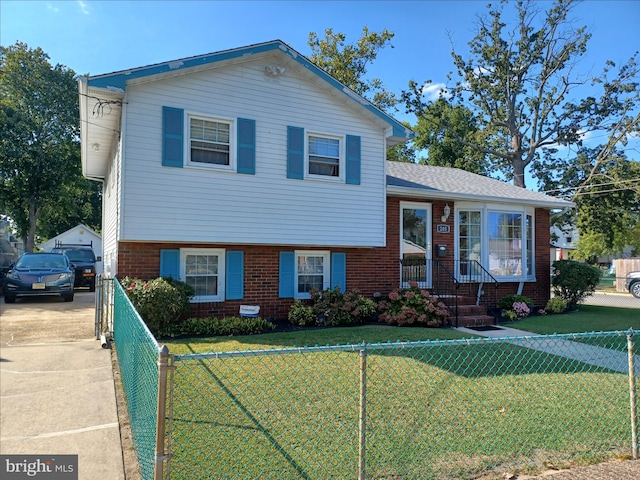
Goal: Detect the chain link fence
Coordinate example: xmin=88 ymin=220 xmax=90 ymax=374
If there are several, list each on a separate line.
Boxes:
xmin=110 ymin=279 xmax=162 ymax=480
xmin=104 ymin=278 xmax=639 ymax=479
xmin=168 ymin=333 xmax=638 ymax=479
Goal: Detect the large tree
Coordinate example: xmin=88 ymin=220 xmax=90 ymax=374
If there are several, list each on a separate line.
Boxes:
xmin=0 ymin=42 xmax=81 ymax=251
xmin=403 ymin=0 xmax=640 ymax=188
xmin=308 ymin=27 xmax=397 ymax=112
xmin=537 ymin=146 xmax=640 ymax=260
xmin=412 ymin=98 xmax=491 ymax=174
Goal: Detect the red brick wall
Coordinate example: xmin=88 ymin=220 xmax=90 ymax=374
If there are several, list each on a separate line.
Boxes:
xmin=116 ymin=200 xmax=553 ymax=320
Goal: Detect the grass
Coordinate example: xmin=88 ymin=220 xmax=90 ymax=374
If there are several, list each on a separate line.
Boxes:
xmin=510 ymin=304 xmax=640 ymax=335
xmin=165 ymin=324 xmax=475 ymax=355
xmin=161 ymin=312 xmax=638 ymax=479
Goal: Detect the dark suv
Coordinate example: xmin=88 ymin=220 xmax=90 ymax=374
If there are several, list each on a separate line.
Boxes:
xmin=50 ymin=242 xmax=99 ymax=292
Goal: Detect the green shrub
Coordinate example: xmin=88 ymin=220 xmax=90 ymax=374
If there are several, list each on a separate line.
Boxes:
xmin=551 ymin=260 xmax=601 ymax=311
xmin=498 ymin=294 xmax=533 ymax=310
xmin=377 ymin=282 xmax=449 ymax=327
xmin=288 ymin=300 xmax=316 ymax=327
xmin=121 ymin=276 xmax=194 ymax=337
xmin=545 ymin=296 xmax=568 ymax=314
xmin=310 ymin=287 xmax=376 ymax=326
xmin=180 ymin=316 xmax=276 ymax=336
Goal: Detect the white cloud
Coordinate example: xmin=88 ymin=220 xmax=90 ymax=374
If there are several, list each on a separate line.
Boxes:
xmin=77 ymin=0 xmax=89 ymax=14
xmin=421 ymin=82 xmax=449 ymax=102
xmin=46 ymin=3 xmax=60 ymax=12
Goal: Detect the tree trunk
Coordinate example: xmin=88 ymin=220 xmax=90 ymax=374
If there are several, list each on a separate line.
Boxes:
xmin=26 ymin=200 xmax=37 ymax=253
xmin=513 ymin=159 xmax=527 ymax=188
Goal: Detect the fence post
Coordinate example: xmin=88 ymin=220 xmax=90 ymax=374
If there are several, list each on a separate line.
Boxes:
xmin=628 ymin=329 xmax=638 ymax=460
xmin=358 ymin=343 xmax=367 ymax=480
xmin=94 ymin=275 xmax=102 ymax=340
xmin=155 ymin=345 xmax=172 ymax=480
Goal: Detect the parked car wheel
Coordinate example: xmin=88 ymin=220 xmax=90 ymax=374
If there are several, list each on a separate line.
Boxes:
xmin=4 ymin=295 xmax=16 ymax=304
xmin=630 ymin=281 xmax=640 ymax=299
xmin=63 ymin=293 xmax=74 ymax=302
xmin=89 ymin=279 xmax=96 ymax=292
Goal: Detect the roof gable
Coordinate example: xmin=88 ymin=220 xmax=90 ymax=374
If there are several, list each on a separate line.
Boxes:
xmin=84 ymin=40 xmax=412 ymax=142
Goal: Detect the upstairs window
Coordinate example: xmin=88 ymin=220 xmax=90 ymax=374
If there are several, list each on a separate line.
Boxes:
xmin=189 ymin=116 xmax=231 ymax=166
xmin=308 ymin=134 xmax=340 ymax=177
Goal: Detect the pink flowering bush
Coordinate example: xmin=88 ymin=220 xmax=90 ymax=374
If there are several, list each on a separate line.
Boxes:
xmin=121 ymin=276 xmax=194 ymax=337
xmin=512 ymin=301 xmax=531 ymax=318
xmin=309 ymin=287 xmax=376 ymax=326
xmin=377 ymin=282 xmax=449 ymax=327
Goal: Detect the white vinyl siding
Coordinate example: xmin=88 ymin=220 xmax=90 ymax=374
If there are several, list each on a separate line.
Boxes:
xmin=101 ymin=137 xmax=122 ymax=278
xmin=119 ymin=54 xmax=387 ymax=247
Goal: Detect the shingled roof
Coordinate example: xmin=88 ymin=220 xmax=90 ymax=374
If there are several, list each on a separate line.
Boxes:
xmin=386 ymin=161 xmax=573 ymax=209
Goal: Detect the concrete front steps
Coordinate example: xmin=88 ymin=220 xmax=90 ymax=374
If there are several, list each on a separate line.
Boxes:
xmin=441 ymin=296 xmax=496 ymax=327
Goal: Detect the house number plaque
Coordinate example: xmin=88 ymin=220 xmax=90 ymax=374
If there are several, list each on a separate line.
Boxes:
xmin=436 ymin=224 xmax=450 ymax=233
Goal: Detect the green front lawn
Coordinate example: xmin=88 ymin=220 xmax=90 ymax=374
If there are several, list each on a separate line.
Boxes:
xmin=165 ymin=324 xmax=474 ymax=355
xmin=510 ymin=305 xmax=640 ymax=335
xmin=161 ymin=309 xmax=638 ymax=479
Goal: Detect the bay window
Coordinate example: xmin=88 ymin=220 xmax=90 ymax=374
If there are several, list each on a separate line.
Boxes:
xmin=457 ymin=205 xmax=535 ymax=280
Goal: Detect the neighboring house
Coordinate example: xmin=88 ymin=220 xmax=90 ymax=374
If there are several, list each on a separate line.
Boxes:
xmin=39 ymin=224 xmax=104 ymax=274
xmin=78 ymin=40 xmax=572 ymax=324
xmin=550 ymin=224 xmax=578 ymax=262
xmin=550 ymin=224 xmax=635 ymax=266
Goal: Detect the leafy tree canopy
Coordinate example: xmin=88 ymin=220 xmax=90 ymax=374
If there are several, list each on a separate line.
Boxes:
xmin=538 ymin=147 xmax=640 ymax=260
xmin=403 ymin=0 xmax=640 ymax=188
xmin=0 ymin=42 xmax=99 ymax=251
xmin=412 ymin=98 xmax=492 ymax=174
xmin=308 ymin=27 xmax=397 ymax=112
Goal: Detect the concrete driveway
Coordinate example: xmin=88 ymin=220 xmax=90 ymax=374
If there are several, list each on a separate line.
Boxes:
xmin=0 ymin=291 xmax=125 ymax=479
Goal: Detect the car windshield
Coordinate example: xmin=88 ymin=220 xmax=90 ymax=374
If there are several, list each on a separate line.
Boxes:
xmin=58 ymin=249 xmax=95 ymax=262
xmin=16 ymin=254 xmax=68 ymax=269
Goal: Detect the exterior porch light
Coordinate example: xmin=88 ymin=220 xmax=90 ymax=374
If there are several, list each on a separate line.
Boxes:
xmin=441 ymin=203 xmax=451 ymax=223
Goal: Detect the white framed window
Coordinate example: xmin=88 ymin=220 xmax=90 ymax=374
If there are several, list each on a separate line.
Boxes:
xmin=188 ymin=114 xmax=235 ymax=170
xmin=456 ymin=205 xmax=535 ymax=281
xmin=294 ymin=250 xmax=330 ymax=299
xmin=307 ymin=133 xmax=343 ymax=179
xmin=180 ymin=248 xmax=225 ymax=302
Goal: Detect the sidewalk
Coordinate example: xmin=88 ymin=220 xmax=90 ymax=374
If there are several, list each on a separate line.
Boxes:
xmin=456 ymin=324 xmax=640 ymax=480
xmin=0 ymin=292 xmax=125 ymax=479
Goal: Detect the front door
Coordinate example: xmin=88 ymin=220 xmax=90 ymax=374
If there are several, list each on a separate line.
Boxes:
xmin=400 ymin=202 xmax=432 ymax=288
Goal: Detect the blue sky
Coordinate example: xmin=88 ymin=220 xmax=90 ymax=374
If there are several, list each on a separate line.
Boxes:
xmin=2 ymin=0 xmax=639 ymax=174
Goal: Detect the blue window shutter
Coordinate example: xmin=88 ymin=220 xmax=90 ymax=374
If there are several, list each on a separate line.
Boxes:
xmin=345 ymin=135 xmax=361 ymax=185
xmin=287 ymin=126 xmax=304 ymax=179
xmin=226 ymin=251 xmax=244 ymax=300
xmin=279 ymin=251 xmax=295 ymax=298
xmin=237 ymin=118 xmax=256 ymax=174
xmin=159 ymin=249 xmax=180 ymax=279
xmin=331 ymin=252 xmax=346 ymax=292
xmin=162 ymin=107 xmax=184 ymax=167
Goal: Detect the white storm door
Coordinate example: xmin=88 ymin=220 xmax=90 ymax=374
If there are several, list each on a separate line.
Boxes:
xmin=400 ymin=202 xmax=432 ymax=288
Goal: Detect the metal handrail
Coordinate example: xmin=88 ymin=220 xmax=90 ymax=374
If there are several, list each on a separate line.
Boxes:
xmin=399 ymin=258 xmax=499 ymax=326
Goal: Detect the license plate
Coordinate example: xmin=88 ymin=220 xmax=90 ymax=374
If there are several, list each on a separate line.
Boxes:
xmin=32 ymin=283 xmax=46 ymax=290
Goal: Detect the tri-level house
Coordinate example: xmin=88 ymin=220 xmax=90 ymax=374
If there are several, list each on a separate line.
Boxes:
xmin=79 ymin=40 xmax=572 ymax=326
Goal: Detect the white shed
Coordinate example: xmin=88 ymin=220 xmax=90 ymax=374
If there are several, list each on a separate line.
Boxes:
xmin=39 ymin=224 xmax=103 ymax=274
